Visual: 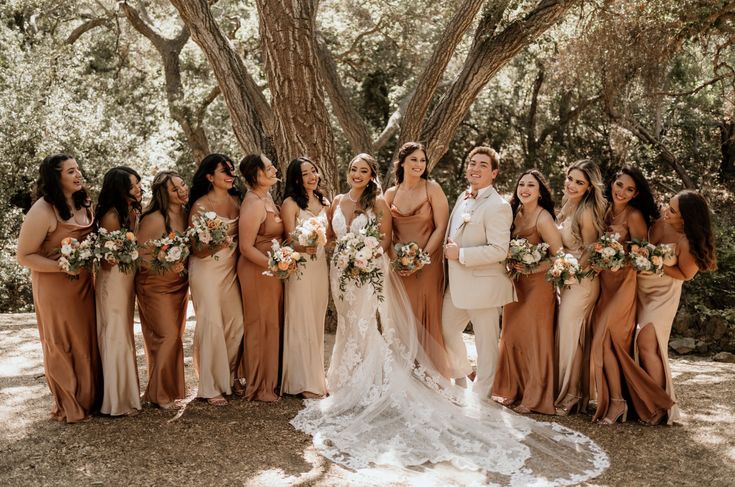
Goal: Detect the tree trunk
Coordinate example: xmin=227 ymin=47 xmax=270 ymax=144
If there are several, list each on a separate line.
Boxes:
xmin=255 ymin=0 xmax=339 ymax=194
xmin=720 ymin=119 xmax=735 ymax=183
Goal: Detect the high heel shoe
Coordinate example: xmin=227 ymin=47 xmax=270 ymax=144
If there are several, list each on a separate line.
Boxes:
xmin=555 ymin=394 xmax=581 ymax=416
xmin=599 ymin=398 xmax=628 ymax=425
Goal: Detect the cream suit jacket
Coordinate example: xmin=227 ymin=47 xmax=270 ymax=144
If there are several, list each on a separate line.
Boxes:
xmin=444 ymin=186 xmax=516 ymax=309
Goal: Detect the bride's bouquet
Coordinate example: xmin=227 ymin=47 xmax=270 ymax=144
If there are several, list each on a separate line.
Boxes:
xmin=506 ymin=238 xmax=550 ymax=279
xmin=56 ymin=235 xmax=96 ymax=280
xmin=391 ymin=241 xmax=431 ymax=274
xmin=146 ymin=231 xmax=191 ymax=276
xmin=588 ymin=232 xmax=627 ymax=272
xmin=291 ymin=215 xmax=327 ymax=260
xmin=187 ymin=210 xmax=233 ymax=259
xmin=628 ymin=239 xmax=674 ymax=275
xmin=545 ymin=251 xmax=585 ymax=289
xmin=332 ymin=217 xmax=385 ymax=301
xmin=94 ymin=228 xmax=140 ymax=274
xmin=263 ymin=240 xmax=307 ymax=279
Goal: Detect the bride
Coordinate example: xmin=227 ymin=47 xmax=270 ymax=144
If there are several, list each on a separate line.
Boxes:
xmin=291 ymin=154 xmax=609 ymax=485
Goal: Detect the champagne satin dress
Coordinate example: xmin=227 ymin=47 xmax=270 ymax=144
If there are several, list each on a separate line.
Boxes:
xmin=589 ymin=210 xmax=638 ymax=421
xmin=189 ymin=217 xmax=244 ymax=398
xmin=96 ymin=213 xmax=141 ymax=416
xmin=281 ymin=209 xmax=329 ymax=396
xmin=555 ymin=216 xmax=599 ymax=410
xmin=390 ymin=192 xmax=450 ymax=377
xmin=135 ymin=246 xmax=188 ymax=407
xmin=238 ymin=210 xmax=284 ymax=401
xmin=31 ymin=202 xmax=101 ymax=423
xmin=492 ymin=211 xmax=556 ymax=414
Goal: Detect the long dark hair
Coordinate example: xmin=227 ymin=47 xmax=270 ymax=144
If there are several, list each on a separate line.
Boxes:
xmin=35 ymin=154 xmax=90 ymax=220
xmin=509 ymin=169 xmax=556 ymax=220
xmin=605 ymin=164 xmax=660 ymax=227
xmin=94 ymin=166 xmax=141 ymax=230
xmin=239 ymin=153 xmax=266 ymax=189
xmin=678 ymin=190 xmax=717 ymax=271
xmin=393 ymin=142 xmax=429 ymax=184
xmin=141 ymin=171 xmax=184 ymax=234
xmin=348 ymin=153 xmax=381 ymax=213
xmin=187 ymin=153 xmax=239 ymax=209
xmin=283 ymin=157 xmax=327 ymax=209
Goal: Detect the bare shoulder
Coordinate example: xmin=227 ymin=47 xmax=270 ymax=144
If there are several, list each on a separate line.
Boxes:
xmin=190 ymin=197 xmax=210 ymax=215
xmin=427 ymin=180 xmax=446 ymax=198
xmin=139 ymin=211 xmax=165 ymax=232
xmin=27 ymin=198 xmax=56 ymax=220
xmin=538 ymin=209 xmax=556 ymax=226
xmin=100 ymin=209 xmax=121 ymax=231
xmin=627 ymin=208 xmax=646 ymax=226
xmin=281 ymin=197 xmax=297 ymax=210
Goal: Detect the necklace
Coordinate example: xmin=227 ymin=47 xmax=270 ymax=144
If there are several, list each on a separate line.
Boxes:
xmin=346 ymin=190 xmax=360 ymax=203
xmin=612 ymin=205 xmax=627 ymax=219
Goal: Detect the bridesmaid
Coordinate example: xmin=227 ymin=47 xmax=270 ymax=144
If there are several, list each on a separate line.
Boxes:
xmin=237 ymin=153 xmax=283 ymax=402
xmin=94 ymin=166 xmax=143 ymax=417
xmin=589 ymin=165 xmax=657 ymax=424
xmin=188 ymin=154 xmax=243 ymax=406
xmin=632 ymin=190 xmax=716 ymax=425
xmin=135 ymin=171 xmax=190 ymax=409
xmin=491 ymin=169 xmax=562 ymax=415
xmin=16 ymin=154 xmax=101 ymax=423
xmin=555 ymin=159 xmax=607 ymax=415
xmin=383 ymin=142 xmax=450 ymax=377
xmin=280 ymin=157 xmax=330 ymax=398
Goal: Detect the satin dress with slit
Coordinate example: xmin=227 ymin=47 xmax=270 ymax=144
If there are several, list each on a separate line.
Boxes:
xmin=96 ymin=212 xmax=141 ymax=416
xmin=31 ymin=202 xmax=101 ymax=423
xmin=492 ymin=211 xmax=556 ymax=414
xmin=281 ymin=209 xmax=329 ymax=396
xmin=238 ymin=210 xmax=284 ymax=401
xmin=135 ymin=239 xmax=188 ymax=406
xmin=390 ymin=189 xmax=450 ymax=378
xmin=189 ymin=216 xmax=244 ymax=398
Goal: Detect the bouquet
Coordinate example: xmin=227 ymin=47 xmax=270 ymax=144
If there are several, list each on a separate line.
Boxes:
xmin=291 ymin=215 xmax=328 ymax=260
xmin=187 ymin=210 xmax=233 ymax=259
xmin=56 ymin=235 xmax=96 ymax=280
xmin=263 ymin=240 xmax=307 ymax=279
xmin=628 ymin=239 xmax=675 ymax=275
xmin=94 ymin=228 xmax=140 ymax=273
xmin=392 ymin=241 xmax=431 ymax=275
xmin=545 ymin=251 xmax=584 ymax=289
xmin=589 ymin=232 xmax=628 ymax=272
xmin=506 ymin=238 xmax=550 ymax=279
xmin=332 ymin=217 xmax=385 ymax=301
xmin=146 ymin=231 xmax=191 ymax=276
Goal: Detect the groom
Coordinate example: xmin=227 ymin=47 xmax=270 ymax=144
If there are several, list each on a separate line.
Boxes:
xmin=442 ymin=146 xmax=515 ymax=398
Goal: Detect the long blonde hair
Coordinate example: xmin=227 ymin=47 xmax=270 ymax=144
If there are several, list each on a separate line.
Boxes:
xmin=561 ymin=159 xmax=607 ymax=245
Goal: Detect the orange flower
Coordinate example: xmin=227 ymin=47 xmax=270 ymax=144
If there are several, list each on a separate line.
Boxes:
xmin=126 ymin=232 xmax=135 ymax=241
xmin=206 ymin=220 xmax=217 ymax=229
xmin=277 ymin=260 xmax=290 ymax=271
xmin=168 ymin=231 xmax=176 ymax=239
xmin=61 ymin=237 xmax=74 ymax=246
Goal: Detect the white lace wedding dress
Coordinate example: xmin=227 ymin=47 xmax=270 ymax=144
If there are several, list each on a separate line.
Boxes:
xmin=291 ymin=207 xmax=609 ymax=486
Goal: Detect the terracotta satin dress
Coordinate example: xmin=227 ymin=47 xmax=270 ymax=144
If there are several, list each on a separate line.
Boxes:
xmin=135 ymin=236 xmax=189 ymax=406
xmin=96 ymin=212 xmax=141 ymax=416
xmin=555 ymin=216 xmax=600 ymax=410
xmin=238 ymin=210 xmax=284 ymax=401
xmin=492 ymin=211 xmax=556 ymax=414
xmin=31 ymin=202 xmax=101 ymax=422
xmin=189 ymin=216 xmax=244 ymax=398
xmin=589 ymin=210 xmax=638 ymax=421
xmin=390 ymin=194 xmax=450 ymax=378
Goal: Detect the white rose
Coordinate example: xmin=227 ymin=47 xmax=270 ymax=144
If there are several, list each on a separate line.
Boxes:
xmin=602 ymin=247 xmax=616 ymax=258
xmin=130 ymin=250 xmax=139 ymax=261
xmin=355 ymin=248 xmax=371 ymax=261
xmin=292 ymin=252 xmax=301 ymax=261
xmin=60 ymin=244 xmax=74 ymax=256
xmin=167 ymin=246 xmax=182 ymax=262
xmin=522 ymin=253 xmax=535 ymax=264
xmin=104 ymin=240 xmax=116 ymax=250
xmin=532 ymin=251 xmax=542 ymax=262
xmin=199 ymin=230 xmax=212 ymax=244
xmin=354 ymin=258 xmax=368 ymax=270
xmin=204 ymin=211 xmax=217 ymax=220
xmin=364 ymin=236 xmax=379 ymax=249
xmin=336 ymin=254 xmax=349 ymax=271
xmin=462 ymin=212 xmax=471 ymax=223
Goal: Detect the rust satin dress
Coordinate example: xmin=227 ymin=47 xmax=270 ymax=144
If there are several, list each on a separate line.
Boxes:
xmin=492 ymin=212 xmax=556 ymax=414
xmin=390 ymin=194 xmax=450 ymax=378
xmin=135 ymin=240 xmax=189 ymax=406
xmin=238 ymin=210 xmax=284 ymax=401
xmin=31 ymin=202 xmax=101 ymax=422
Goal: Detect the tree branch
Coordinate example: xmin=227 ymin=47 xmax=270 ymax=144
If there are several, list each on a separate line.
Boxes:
xmin=65 ymin=17 xmax=109 ymax=44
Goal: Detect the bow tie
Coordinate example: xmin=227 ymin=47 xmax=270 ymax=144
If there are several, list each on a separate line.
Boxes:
xmin=464 ymin=190 xmax=477 ymax=200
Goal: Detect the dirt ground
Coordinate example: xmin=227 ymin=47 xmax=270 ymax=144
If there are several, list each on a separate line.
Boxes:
xmin=1 ymin=311 xmax=734 ymax=487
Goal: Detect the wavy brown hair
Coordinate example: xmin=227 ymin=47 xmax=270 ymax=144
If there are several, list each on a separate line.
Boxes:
xmin=141 ymin=171 xmax=185 ymax=234
xmin=678 ymin=190 xmax=717 ymax=271
xmin=393 ymin=142 xmax=428 ymax=184
xmin=348 ymin=153 xmax=381 ymax=213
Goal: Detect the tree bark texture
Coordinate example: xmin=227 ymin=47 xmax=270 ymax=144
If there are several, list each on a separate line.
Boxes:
xmin=169 ymin=0 xmax=274 ymax=158
xmin=255 ymin=0 xmax=338 ymax=194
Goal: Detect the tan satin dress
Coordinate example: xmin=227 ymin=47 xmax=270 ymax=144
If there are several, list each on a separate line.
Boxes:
xmin=589 ymin=210 xmax=638 ymax=421
xmin=630 ymin=237 xmax=684 ymax=424
xmin=238 ymin=210 xmax=284 ymax=401
xmin=31 ymin=202 xmax=101 ymax=423
xmin=135 ymin=241 xmax=188 ymax=406
xmin=96 ymin=212 xmax=141 ymax=416
xmin=492 ymin=211 xmax=556 ymax=414
xmin=189 ymin=217 xmax=244 ymax=398
xmin=390 ymin=192 xmax=450 ymax=378
xmin=281 ymin=209 xmax=329 ymax=396
xmin=555 ymin=216 xmax=600 ymax=409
